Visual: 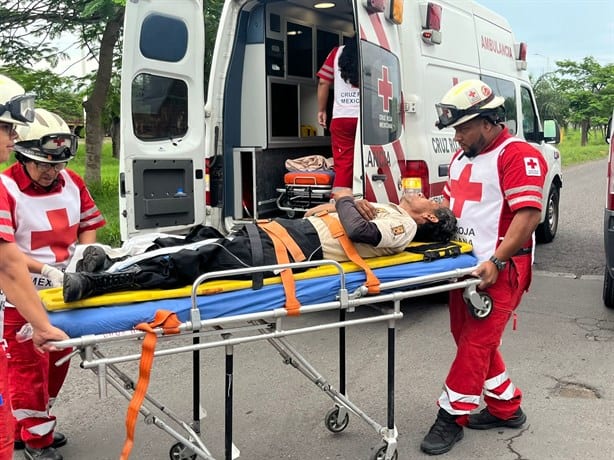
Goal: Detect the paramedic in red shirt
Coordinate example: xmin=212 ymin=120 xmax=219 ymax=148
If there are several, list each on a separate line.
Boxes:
xmin=1 ymin=108 xmax=105 ymax=460
xmin=0 ymin=75 xmax=69 ymax=460
xmin=316 ymin=38 xmax=359 ymax=194
xmin=419 ymin=79 xmax=547 ymax=455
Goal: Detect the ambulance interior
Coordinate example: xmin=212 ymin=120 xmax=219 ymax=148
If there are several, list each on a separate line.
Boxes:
xmin=212 ymin=0 xmax=356 ymax=221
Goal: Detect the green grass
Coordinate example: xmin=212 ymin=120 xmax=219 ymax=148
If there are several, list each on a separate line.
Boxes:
xmin=3 ymin=128 xmax=608 ymax=246
xmin=558 ymin=127 xmax=609 ymax=166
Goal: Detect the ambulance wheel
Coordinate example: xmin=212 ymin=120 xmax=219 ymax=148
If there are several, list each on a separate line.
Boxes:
xmin=371 ymin=444 xmax=398 ymax=460
xmin=169 ymin=442 xmax=196 ymax=460
xmin=468 ymin=293 xmax=493 ymax=319
xmin=325 ymin=406 xmax=349 ymax=433
xmin=536 ymin=184 xmax=559 ymax=243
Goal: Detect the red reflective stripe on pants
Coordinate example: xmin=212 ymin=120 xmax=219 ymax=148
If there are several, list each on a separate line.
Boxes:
xmin=443 ymin=257 xmax=530 ymax=418
xmin=0 ymin=348 xmax=13 ymax=460
xmin=4 ymin=307 xmax=72 ymax=449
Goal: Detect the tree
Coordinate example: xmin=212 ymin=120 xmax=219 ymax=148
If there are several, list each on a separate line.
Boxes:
xmin=0 ymin=0 xmax=124 ymax=183
xmin=553 ymin=57 xmax=614 ymax=145
xmin=531 ymin=72 xmax=570 ymax=129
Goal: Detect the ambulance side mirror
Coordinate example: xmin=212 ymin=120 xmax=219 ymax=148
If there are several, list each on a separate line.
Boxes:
xmin=606 ymin=117 xmax=612 ymax=145
xmin=543 ymin=119 xmax=561 ymax=144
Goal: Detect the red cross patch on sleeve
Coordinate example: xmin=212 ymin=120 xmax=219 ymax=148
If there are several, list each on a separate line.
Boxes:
xmin=524 ymin=157 xmax=541 ymax=176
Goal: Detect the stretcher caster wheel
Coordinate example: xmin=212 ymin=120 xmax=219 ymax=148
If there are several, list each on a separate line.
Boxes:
xmin=371 ymin=444 xmax=398 ymax=460
xmin=468 ymin=292 xmax=493 ymax=319
xmin=169 ymin=442 xmax=196 ymax=460
xmin=324 ymin=406 xmax=349 ymax=433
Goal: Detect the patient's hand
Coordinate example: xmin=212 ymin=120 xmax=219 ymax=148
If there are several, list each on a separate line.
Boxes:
xmin=355 ymin=199 xmax=377 ymax=221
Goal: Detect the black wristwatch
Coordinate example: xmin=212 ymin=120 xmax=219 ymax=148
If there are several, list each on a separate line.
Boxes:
xmin=489 ymin=255 xmax=506 ymax=272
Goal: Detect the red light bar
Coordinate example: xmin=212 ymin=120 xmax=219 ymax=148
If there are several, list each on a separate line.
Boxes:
xmin=427 ymin=3 xmax=442 ymax=31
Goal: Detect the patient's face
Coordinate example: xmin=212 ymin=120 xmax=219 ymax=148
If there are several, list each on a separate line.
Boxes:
xmin=401 ymin=193 xmax=441 ymax=215
xmin=398 ymin=194 xmax=444 ymax=225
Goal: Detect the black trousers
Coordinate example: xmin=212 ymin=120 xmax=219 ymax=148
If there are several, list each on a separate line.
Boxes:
xmin=131 ymin=220 xmax=323 ymax=289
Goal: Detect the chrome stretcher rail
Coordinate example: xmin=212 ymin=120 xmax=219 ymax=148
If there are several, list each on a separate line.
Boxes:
xmin=49 ymin=258 xmax=481 ymax=460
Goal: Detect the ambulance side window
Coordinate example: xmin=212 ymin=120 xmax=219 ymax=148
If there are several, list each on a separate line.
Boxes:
xmin=481 ymin=76 xmax=517 ymax=135
xmin=520 ymin=86 xmax=540 ymax=142
xmin=361 ymin=41 xmax=401 ymax=145
xmin=132 ymin=74 xmax=188 ymax=141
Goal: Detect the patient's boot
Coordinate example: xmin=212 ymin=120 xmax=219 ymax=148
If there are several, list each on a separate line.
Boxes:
xmin=75 ymin=246 xmax=115 ymax=272
xmin=63 ymin=270 xmax=140 ymax=303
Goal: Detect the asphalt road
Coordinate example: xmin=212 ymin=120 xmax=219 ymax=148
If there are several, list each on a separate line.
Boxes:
xmin=21 ymin=158 xmax=613 ymax=460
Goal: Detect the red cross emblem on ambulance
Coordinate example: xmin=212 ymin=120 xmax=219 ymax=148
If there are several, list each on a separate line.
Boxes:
xmin=378 ymin=65 xmax=393 ymax=113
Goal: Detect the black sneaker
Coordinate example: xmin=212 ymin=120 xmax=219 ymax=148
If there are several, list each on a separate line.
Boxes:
xmin=24 ymin=445 xmax=63 ymax=460
xmin=420 ymin=409 xmax=464 ymax=455
xmin=14 ymin=432 xmax=67 ymax=450
xmin=467 ymin=407 xmax=527 ymax=430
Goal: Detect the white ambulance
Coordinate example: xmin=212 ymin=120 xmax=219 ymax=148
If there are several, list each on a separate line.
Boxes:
xmin=119 ymin=0 xmax=562 ymax=242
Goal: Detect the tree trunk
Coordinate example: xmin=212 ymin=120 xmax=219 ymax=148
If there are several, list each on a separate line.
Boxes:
xmin=82 ymin=9 xmax=124 ymax=184
xmin=580 ymin=119 xmax=589 ymax=146
xmin=111 ymin=116 xmax=120 ymax=159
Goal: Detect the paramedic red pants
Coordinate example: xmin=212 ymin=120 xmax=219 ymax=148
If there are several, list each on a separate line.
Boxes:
xmin=438 ymin=255 xmax=532 ymax=422
xmin=0 ymin=346 xmax=12 ymax=460
xmin=330 ymin=117 xmax=357 ymax=190
xmin=3 ymin=308 xmax=72 ymax=449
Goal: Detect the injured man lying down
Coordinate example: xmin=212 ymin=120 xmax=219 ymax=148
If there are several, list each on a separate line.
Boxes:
xmin=61 ymin=190 xmax=457 ymax=302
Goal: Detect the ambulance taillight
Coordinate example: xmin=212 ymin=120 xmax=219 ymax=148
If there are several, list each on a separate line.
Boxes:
xmin=420 ymin=3 xmax=442 ymax=45
xmin=402 ymin=160 xmax=429 ymax=197
xmin=205 ymin=157 xmax=211 ymax=206
xmin=515 ymin=42 xmax=528 ymax=71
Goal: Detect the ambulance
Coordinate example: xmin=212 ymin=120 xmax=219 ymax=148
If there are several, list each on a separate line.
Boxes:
xmin=119 ymin=0 xmax=562 ymax=243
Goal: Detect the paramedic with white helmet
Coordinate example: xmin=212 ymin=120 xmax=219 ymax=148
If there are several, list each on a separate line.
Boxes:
xmin=0 ymin=75 xmax=68 ymax=460
xmin=1 ymin=108 xmax=105 ymax=460
xmin=420 ymin=79 xmax=547 ymax=455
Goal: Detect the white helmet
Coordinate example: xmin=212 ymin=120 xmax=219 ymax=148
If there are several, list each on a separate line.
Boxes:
xmin=14 ymin=108 xmax=77 ymax=163
xmin=435 ymin=79 xmax=505 ymax=129
xmin=0 ymin=75 xmax=36 ymax=126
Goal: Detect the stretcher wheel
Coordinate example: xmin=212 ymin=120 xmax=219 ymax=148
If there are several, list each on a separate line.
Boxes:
xmin=468 ymin=292 xmax=493 ymax=319
xmin=169 ymin=442 xmax=196 ymax=460
xmin=324 ymin=406 xmax=349 ymax=433
xmin=371 ymin=444 xmax=398 ymax=460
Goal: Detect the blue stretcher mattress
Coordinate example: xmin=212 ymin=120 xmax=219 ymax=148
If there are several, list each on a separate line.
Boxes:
xmin=49 ymin=254 xmax=477 ymax=338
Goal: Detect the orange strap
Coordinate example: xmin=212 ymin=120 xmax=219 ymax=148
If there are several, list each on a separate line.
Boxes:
xmin=258 ymin=221 xmax=303 ymax=315
xmin=317 ymin=212 xmax=381 ymax=294
xmin=120 ymin=310 xmax=181 ymax=460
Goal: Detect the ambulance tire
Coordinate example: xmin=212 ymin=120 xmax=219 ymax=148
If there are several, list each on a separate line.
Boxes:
xmin=603 ymin=266 xmax=614 ymax=309
xmin=535 ymin=185 xmax=559 ymax=243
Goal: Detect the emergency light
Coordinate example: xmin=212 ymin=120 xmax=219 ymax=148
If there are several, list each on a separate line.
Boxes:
xmin=420 ymin=3 xmax=442 ymax=45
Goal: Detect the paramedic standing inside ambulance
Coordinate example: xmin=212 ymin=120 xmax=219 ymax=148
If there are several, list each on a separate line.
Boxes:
xmin=0 ymin=75 xmax=69 ymax=460
xmin=1 ymin=108 xmax=105 ymax=460
xmin=420 ymin=79 xmax=547 ymax=455
xmin=316 ymin=38 xmax=359 ymax=194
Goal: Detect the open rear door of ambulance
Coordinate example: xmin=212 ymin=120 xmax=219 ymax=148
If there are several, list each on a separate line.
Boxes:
xmin=355 ymin=0 xmax=404 ymax=203
xmin=119 ymin=0 xmax=206 ymax=242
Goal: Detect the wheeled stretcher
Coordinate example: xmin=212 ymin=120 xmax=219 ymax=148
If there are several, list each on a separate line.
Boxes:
xmin=45 ymin=244 xmax=490 ymax=460
xmin=276 ymin=170 xmax=335 ymax=215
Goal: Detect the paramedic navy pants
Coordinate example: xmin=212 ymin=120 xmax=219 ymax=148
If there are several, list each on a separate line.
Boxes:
xmin=438 ymin=255 xmax=532 ymax=422
xmin=330 ymin=117 xmax=357 ymax=190
xmin=4 ymin=308 xmax=72 ymax=449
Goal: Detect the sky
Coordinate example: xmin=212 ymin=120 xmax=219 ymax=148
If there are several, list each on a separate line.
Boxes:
xmin=479 ymin=0 xmax=614 ymax=75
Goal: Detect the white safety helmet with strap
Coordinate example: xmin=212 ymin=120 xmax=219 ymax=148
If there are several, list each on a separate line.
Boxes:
xmin=435 ymin=79 xmax=505 ymax=130
xmin=14 ymin=108 xmax=77 ymax=163
xmin=0 ymin=75 xmax=36 ymax=126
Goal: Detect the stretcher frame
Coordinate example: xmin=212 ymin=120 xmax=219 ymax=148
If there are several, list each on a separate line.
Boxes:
xmin=52 ymin=259 xmax=486 ymax=460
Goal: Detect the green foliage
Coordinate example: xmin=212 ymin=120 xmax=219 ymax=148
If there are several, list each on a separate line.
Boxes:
xmin=558 ymin=127 xmax=609 ymax=166
xmin=0 ymin=66 xmax=85 ymax=123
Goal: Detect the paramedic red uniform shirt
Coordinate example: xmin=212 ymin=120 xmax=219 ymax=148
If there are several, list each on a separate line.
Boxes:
xmin=443 ymin=128 xmax=547 ymax=262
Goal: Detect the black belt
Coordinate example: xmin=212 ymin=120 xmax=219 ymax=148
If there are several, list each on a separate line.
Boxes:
xmin=514 ymin=247 xmax=532 ymax=256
